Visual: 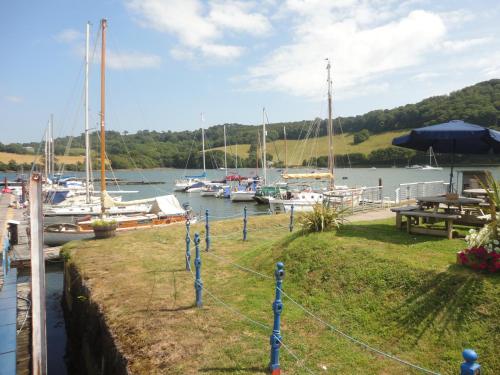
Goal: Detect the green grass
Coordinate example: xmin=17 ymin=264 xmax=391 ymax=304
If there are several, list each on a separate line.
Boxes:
xmin=209 ymin=130 xmax=408 ymax=165
xmin=63 ymin=215 xmax=499 ymax=374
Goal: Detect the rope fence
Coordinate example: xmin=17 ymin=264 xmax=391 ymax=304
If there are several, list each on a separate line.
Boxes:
xmin=177 ymin=208 xmax=480 ymax=374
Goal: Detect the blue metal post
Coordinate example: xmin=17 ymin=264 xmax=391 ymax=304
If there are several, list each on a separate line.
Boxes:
xmin=194 ymin=233 xmax=203 ymax=307
xmin=185 ymin=220 xmax=191 ymax=271
xmin=243 ymin=206 xmax=247 ymax=241
xmin=289 ymin=205 xmax=294 ymax=232
xmin=460 ymin=349 xmax=480 ymax=375
xmin=205 ymin=209 xmax=210 ymax=251
xmin=269 ymin=262 xmax=284 ymax=375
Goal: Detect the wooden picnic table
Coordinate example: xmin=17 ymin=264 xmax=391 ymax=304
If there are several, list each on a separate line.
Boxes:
xmin=417 ymin=195 xmax=484 ymax=208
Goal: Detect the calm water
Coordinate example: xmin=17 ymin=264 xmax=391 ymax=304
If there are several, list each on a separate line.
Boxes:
xmin=18 ymin=264 xmax=67 ymax=374
xmin=4 ymin=167 xmax=500 ymax=218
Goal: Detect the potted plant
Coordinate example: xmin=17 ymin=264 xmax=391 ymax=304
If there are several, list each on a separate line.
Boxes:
xmin=457 ymin=174 xmax=500 ymax=273
xmin=91 ymin=219 xmax=118 ymax=239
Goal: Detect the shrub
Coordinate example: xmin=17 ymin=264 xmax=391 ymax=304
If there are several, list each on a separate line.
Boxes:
xmin=299 ymin=203 xmax=346 ymax=233
xmin=90 ymin=219 xmax=117 ymax=228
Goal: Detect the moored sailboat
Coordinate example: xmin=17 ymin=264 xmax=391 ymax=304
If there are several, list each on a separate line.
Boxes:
xmin=43 ymin=19 xmax=190 ymax=245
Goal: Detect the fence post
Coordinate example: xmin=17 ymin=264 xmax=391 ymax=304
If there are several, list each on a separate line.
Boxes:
xmin=205 ymin=209 xmax=210 ymax=251
xmin=460 ymin=349 xmax=480 ymax=375
xmin=243 ymin=206 xmax=247 ymax=241
xmin=289 ymin=205 xmax=294 ymax=232
xmin=194 ymin=233 xmax=203 ymax=307
xmin=269 ymin=262 xmax=285 ymax=375
xmin=185 ymin=220 xmax=191 ymax=271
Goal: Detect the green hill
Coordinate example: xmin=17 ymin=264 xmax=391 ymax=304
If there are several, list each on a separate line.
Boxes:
xmin=2 ymin=79 xmax=499 ymax=170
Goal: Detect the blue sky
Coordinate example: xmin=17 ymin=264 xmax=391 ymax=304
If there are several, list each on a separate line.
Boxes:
xmin=1 ymin=0 xmax=499 ymax=143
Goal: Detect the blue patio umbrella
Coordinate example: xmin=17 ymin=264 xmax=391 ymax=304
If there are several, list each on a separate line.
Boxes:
xmin=392 ymin=120 xmax=500 ymax=191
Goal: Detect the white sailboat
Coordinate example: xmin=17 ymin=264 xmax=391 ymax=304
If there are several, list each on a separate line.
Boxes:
xmin=44 ymin=19 xmax=189 ymax=246
xmin=269 ymin=59 xmax=362 ymax=213
xmin=421 ymin=147 xmax=443 ymax=170
xmin=174 ymin=115 xmax=209 ymax=191
xmin=43 ymin=22 xmax=149 ymax=222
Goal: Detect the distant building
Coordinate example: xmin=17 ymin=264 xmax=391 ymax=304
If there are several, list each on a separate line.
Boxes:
xmin=23 ymin=146 xmax=34 ymax=153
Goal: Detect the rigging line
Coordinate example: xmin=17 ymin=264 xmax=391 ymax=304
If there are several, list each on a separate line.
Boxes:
xmin=336 ymin=115 xmax=352 ymax=169
xmin=277 ymin=288 xmax=441 ymax=375
xmin=263 ymin=110 xmax=282 ymax=164
xmin=95 ymin=130 xmax=121 ymax=190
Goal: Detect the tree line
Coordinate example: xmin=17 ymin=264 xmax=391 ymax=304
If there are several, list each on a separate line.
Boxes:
xmin=2 ymin=79 xmax=499 ymax=170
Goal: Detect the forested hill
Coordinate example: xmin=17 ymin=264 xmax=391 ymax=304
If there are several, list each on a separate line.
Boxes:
xmin=2 ymin=79 xmax=500 ymax=170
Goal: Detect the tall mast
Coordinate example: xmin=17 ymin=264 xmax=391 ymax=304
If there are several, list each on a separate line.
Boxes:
xmin=256 ymin=130 xmax=260 ymax=171
xmin=326 ymin=59 xmax=334 ymax=189
xmin=100 ymin=19 xmax=107 ymax=216
xmin=84 ymin=21 xmax=91 ymax=204
xmin=262 ymin=107 xmax=267 ymax=185
xmin=223 ymin=124 xmax=227 ymax=176
xmin=283 ymin=126 xmax=288 ymax=174
xmin=44 ymin=127 xmax=48 ymax=181
xmin=200 ymin=113 xmax=206 ymax=173
xmin=235 ymin=144 xmax=238 ymax=169
xmin=50 ymin=114 xmax=54 ymax=178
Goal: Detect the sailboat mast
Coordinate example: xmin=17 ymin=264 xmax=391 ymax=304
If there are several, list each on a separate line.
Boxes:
xmin=44 ymin=127 xmax=48 ymax=181
xmin=284 ymin=126 xmax=288 ymax=174
xmin=223 ymin=124 xmax=227 ymax=176
xmin=99 ymin=19 xmax=107 ymax=216
xmin=429 ymin=147 xmax=432 ymax=166
xmin=50 ymin=114 xmax=54 ymax=178
xmin=326 ymin=59 xmax=334 ymax=189
xmin=84 ymin=21 xmax=91 ymax=204
xmin=235 ymin=144 xmax=238 ymax=169
xmin=262 ymin=107 xmax=267 ymax=185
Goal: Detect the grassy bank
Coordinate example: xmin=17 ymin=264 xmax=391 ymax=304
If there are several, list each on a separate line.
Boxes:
xmin=63 ymin=214 xmax=499 ymax=374
xmin=209 ymin=130 xmax=408 ymax=165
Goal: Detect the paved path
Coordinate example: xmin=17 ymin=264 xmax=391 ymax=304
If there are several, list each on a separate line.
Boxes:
xmin=348 ymin=208 xmax=395 ymax=223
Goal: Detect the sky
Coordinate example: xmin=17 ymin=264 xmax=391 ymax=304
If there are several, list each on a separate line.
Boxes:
xmin=0 ymin=0 xmax=499 ymax=143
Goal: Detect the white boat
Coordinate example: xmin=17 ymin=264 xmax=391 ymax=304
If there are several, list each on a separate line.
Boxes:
xmin=44 ymin=195 xmax=190 ymax=246
xmin=408 ymin=146 xmax=442 ymax=170
xmin=200 ymin=184 xmax=224 ymax=197
xmin=230 ymin=190 xmax=256 ymax=202
xmin=269 ymin=191 xmax=324 ymax=213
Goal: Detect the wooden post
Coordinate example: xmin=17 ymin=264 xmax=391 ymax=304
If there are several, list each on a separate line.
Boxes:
xmin=30 ymin=173 xmax=47 ymax=375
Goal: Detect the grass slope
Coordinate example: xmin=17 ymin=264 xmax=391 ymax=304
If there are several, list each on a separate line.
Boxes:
xmin=210 ymin=130 xmax=408 ymax=165
xmin=64 ymin=215 xmax=499 ymax=375
xmin=0 ymin=152 xmax=84 ymax=165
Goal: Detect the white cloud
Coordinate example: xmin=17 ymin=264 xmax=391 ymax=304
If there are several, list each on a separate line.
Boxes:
xmin=107 ymin=51 xmax=161 ymax=70
xmin=247 ymin=8 xmax=446 ymax=98
xmin=54 ymin=27 xmax=161 ymax=70
xmin=209 ymin=1 xmax=271 ymax=35
xmin=4 ymin=95 xmax=23 ymax=103
xmin=126 ymin=0 xmax=271 ymax=60
xmin=442 ymin=37 xmax=492 ymax=53
xmin=54 ymin=29 xmax=83 ymax=43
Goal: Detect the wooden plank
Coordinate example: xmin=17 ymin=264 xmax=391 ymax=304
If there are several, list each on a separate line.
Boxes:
xmin=29 ymin=174 xmax=47 ymax=375
xmin=409 ymin=226 xmax=456 ymax=238
xmin=400 ymin=211 xmax=460 ymax=219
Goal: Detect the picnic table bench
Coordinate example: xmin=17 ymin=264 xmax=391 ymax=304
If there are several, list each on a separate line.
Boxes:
xmin=390 ymin=205 xmax=420 ymax=229
xmin=399 ymin=210 xmax=461 ymax=239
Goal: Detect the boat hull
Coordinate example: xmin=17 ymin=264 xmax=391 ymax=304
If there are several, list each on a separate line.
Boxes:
xmin=230 ymin=191 xmax=256 ymax=202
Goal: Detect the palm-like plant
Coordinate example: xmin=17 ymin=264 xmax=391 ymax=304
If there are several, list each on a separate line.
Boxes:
xmin=299 ymin=203 xmax=346 ymax=233
xmin=479 ymin=173 xmax=500 ymax=238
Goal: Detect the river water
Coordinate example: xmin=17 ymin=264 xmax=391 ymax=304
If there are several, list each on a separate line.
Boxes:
xmin=73 ymin=166 xmax=500 ymax=216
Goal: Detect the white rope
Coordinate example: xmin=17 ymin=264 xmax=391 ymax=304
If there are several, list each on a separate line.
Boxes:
xmin=278 ymin=288 xmax=441 ymax=375
xmin=277 ymin=338 xmax=317 ymax=375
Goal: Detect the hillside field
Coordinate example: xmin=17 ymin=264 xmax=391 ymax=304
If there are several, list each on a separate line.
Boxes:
xmin=210 ymin=130 xmax=408 ymax=165
xmin=0 ymin=152 xmax=84 ymax=165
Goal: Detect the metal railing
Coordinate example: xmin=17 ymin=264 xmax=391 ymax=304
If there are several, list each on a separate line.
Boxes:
xmin=328 ymin=186 xmax=390 ymax=215
xmin=394 ymin=181 xmax=449 ymax=204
